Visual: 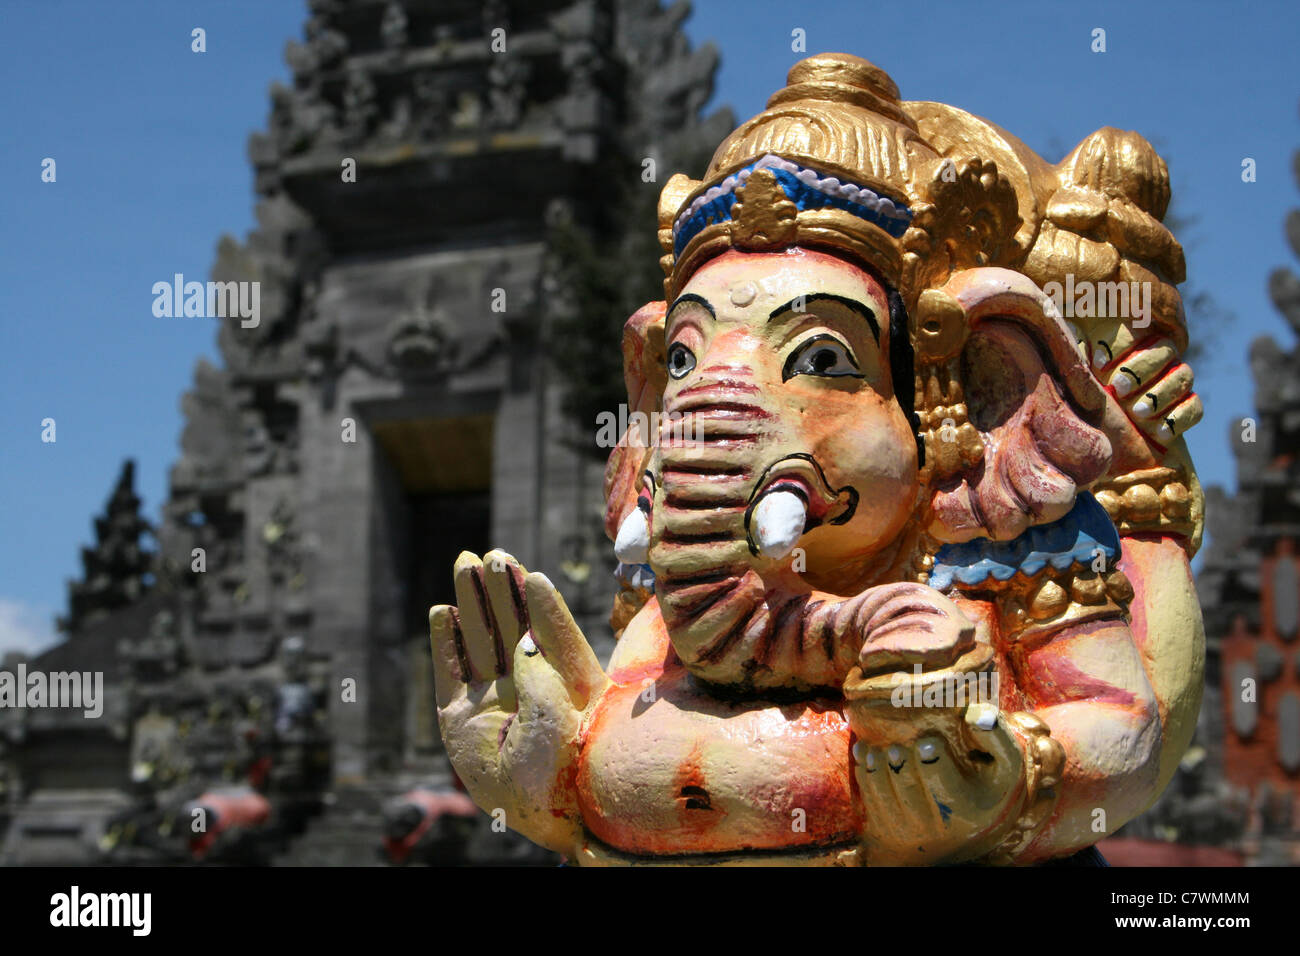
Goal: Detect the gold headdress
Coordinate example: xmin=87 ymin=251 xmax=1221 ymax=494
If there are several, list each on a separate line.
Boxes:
xmin=658 ymin=53 xmax=1022 ymax=310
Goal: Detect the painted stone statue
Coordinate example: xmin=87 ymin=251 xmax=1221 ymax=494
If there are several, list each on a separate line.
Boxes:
xmin=430 ymin=54 xmax=1205 ymax=865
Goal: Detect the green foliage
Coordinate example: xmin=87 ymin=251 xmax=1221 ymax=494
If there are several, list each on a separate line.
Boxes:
xmin=545 ymin=148 xmax=702 ymax=459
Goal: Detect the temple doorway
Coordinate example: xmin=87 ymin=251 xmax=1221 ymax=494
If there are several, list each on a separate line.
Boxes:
xmin=371 ymin=411 xmax=495 ymax=761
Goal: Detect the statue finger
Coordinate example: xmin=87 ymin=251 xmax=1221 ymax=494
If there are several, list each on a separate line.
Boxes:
xmin=912 ymin=735 xmax=970 ymax=807
xmin=483 ymin=549 xmax=530 ymax=651
xmin=892 ymin=741 xmax=949 ymax=833
xmin=454 ymin=552 xmax=506 ymax=681
xmin=876 ymin=743 xmax=939 ymax=855
xmin=911 ymin=734 xmax=991 ymax=839
xmin=910 ymin=732 xmax=1017 ymax=856
xmin=1128 ymin=362 xmax=1193 ymax=421
xmin=524 ymin=571 xmax=607 ymax=709
xmin=852 ymin=741 xmax=892 ymax=839
xmin=1147 ymin=392 xmax=1203 ymax=444
xmin=1106 ymin=337 xmax=1178 ymax=398
xmin=1086 ymin=319 xmax=1136 ymax=373
xmin=429 ymin=604 xmax=469 ymax=707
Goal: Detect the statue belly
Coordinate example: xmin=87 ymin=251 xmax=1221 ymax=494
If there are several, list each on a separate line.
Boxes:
xmin=576 ymin=668 xmax=860 ymax=857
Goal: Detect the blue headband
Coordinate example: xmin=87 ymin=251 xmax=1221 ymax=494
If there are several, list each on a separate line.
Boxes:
xmin=672 ymin=153 xmax=913 ymax=259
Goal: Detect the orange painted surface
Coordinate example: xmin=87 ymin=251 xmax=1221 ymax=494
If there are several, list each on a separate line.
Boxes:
xmin=576 ymin=658 xmax=860 ymax=855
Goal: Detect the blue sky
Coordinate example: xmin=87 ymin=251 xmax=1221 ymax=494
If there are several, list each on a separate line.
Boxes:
xmin=2 ymin=0 xmax=1297 ymax=655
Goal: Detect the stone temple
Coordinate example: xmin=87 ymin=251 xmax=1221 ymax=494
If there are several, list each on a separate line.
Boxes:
xmin=0 ymin=0 xmax=732 ymax=865
xmin=3 ymin=1 xmax=1298 ymax=868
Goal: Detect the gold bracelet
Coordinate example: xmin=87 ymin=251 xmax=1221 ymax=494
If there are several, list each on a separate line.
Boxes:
xmin=984 ymin=711 xmax=1065 ymax=864
xmin=1092 ymin=466 xmax=1194 ymax=544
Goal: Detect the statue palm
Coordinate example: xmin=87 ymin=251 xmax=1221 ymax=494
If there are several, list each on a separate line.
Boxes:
xmin=429 ymin=550 xmax=608 ymax=856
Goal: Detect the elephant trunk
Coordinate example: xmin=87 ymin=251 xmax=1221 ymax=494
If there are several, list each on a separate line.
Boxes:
xmin=646 ymin=381 xmax=867 ymax=692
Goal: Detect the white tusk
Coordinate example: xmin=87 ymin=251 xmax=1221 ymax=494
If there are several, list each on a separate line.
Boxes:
xmin=614 ymin=508 xmax=650 ymax=564
xmin=751 ymin=490 xmax=807 ymax=560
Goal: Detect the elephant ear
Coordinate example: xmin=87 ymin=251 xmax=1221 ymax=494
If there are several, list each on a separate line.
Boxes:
xmin=922 ymin=268 xmax=1113 ymax=544
xmin=603 ymin=300 xmax=667 ymax=541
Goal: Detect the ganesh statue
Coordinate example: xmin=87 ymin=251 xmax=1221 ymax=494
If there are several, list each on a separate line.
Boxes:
xmin=429 ymin=54 xmax=1206 ymax=865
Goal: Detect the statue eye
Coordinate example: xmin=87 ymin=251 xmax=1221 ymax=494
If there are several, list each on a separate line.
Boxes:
xmin=784 ymin=335 xmax=862 ymax=380
xmin=667 ymin=342 xmax=696 ymax=379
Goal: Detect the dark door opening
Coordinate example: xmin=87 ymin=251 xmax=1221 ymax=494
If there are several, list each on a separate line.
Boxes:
xmin=405 ymin=491 xmax=492 ymax=637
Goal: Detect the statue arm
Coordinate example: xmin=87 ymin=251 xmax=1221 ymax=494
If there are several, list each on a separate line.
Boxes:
xmin=1099 ymin=437 xmax=1207 ymax=800
xmin=1009 ymin=611 xmax=1162 ymax=861
xmin=1082 ymin=307 xmax=1207 ymax=799
xmin=1074 ymin=309 xmax=1208 ymax=808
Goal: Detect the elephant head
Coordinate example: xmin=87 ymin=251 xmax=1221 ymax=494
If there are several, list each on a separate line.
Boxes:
xmin=602 ymin=53 xmax=1119 ymax=695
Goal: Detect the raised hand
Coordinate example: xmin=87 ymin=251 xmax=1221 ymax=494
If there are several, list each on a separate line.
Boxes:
xmin=1095 ymin=334 xmax=1202 ymax=449
xmin=429 ymin=550 xmax=608 ymax=855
